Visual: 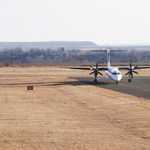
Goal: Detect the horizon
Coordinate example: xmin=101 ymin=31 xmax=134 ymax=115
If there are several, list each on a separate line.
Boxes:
xmin=1 ymin=41 xmax=150 ymax=46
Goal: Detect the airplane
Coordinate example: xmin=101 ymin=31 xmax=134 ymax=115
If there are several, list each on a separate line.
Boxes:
xmin=69 ymin=49 xmax=150 ymax=84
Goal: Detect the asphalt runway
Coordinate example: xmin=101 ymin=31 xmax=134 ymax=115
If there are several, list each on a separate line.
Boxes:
xmin=73 ymin=76 xmax=150 ymax=100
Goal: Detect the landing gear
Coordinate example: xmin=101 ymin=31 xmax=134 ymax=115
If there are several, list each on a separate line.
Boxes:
xmin=93 ymin=73 xmax=98 ymax=83
xmin=128 ymin=78 xmax=132 ymax=82
xmin=116 ymin=81 xmax=118 ymax=84
xmin=128 ymin=74 xmax=132 ymax=82
xmin=94 ymin=79 xmax=97 ymax=83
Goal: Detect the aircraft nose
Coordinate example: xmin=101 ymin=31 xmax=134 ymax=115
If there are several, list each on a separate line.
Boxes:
xmin=112 ymin=74 xmax=122 ymax=81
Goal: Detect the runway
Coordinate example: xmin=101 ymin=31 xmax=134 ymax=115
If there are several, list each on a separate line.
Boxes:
xmin=73 ymin=76 xmax=150 ymax=100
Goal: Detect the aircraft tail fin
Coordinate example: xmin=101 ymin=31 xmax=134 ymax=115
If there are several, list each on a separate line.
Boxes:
xmin=107 ymin=49 xmax=111 ymax=67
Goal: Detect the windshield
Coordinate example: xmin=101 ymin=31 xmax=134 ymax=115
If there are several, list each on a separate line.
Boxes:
xmin=112 ymin=72 xmax=120 ymax=75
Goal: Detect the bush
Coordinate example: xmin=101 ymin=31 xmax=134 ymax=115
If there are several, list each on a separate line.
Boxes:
xmin=3 ymin=58 xmax=13 ymax=67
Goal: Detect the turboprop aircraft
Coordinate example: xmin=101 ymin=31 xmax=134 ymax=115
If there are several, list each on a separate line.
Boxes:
xmin=69 ymin=49 xmax=150 ymax=84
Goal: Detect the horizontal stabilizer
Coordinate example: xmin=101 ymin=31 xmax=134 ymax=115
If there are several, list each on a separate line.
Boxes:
xmin=80 ymin=48 xmax=125 ymax=52
xmin=91 ymin=50 xmax=125 ymax=53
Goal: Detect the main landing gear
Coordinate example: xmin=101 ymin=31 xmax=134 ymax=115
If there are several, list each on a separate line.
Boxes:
xmin=128 ymin=74 xmax=132 ymax=82
xmin=128 ymin=79 xmax=132 ymax=82
xmin=94 ymin=79 xmax=97 ymax=83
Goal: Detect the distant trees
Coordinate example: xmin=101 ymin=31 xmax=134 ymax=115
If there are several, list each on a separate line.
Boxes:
xmin=128 ymin=50 xmax=136 ymax=63
xmin=0 ymin=47 xmax=150 ymax=64
xmin=78 ymin=53 xmax=85 ymax=63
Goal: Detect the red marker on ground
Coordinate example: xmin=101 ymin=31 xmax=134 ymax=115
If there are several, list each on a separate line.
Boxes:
xmin=27 ymin=86 xmax=33 ymax=90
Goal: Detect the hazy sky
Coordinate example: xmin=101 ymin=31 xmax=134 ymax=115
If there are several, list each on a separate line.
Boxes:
xmin=0 ymin=0 xmax=150 ymax=45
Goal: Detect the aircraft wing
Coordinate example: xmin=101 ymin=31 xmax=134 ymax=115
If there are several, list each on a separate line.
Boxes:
xmin=135 ymin=66 xmax=150 ymax=69
xmin=69 ymin=67 xmax=108 ymax=71
xmin=119 ymin=66 xmax=150 ymax=70
xmin=69 ymin=67 xmax=91 ymax=70
xmin=98 ymin=67 xmax=108 ymax=71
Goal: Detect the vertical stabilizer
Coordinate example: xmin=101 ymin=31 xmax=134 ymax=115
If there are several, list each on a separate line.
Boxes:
xmin=107 ymin=49 xmax=111 ymax=67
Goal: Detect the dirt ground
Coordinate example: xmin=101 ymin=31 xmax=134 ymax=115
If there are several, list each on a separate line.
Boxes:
xmin=0 ymin=66 xmax=150 ymax=150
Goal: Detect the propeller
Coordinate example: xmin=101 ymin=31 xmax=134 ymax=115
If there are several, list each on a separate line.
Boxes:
xmin=125 ymin=63 xmax=138 ymax=81
xmin=89 ymin=63 xmax=103 ymax=77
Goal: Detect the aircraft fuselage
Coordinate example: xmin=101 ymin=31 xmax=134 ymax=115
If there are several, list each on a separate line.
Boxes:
xmin=105 ymin=67 xmax=122 ymax=81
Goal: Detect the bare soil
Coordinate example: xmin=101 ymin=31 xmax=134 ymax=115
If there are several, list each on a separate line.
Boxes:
xmin=0 ymin=67 xmax=150 ymax=150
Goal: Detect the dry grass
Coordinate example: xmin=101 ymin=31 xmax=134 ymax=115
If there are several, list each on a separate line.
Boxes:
xmin=0 ymin=67 xmax=150 ymax=149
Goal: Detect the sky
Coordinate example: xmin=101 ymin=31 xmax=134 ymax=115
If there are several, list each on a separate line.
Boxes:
xmin=0 ymin=0 xmax=150 ymax=45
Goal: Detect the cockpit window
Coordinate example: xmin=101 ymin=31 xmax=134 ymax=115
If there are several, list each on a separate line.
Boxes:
xmin=112 ymin=72 xmax=120 ymax=75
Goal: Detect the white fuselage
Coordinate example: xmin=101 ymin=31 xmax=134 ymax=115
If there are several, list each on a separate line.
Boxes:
xmin=105 ymin=66 xmax=122 ymax=81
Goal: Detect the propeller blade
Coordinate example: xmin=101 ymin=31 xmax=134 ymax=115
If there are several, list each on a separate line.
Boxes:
xmin=96 ymin=63 xmax=98 ymax=69
xmin=130 ymin=63 xmax=132 ymax=69
xmin=126 ymin=63 xmax=138 ymax=80
xmin=125 ymin=71 xmax=130 ymax=76
xmin=133 ymin=71 xmax=138 ymax=74
xmin=89 ymin=71 xmax=95 ymax=75
xmin=98 ymin=72 xmax=103 ymax=76
xmin=133 ymin=66 xmax=138 ymax=70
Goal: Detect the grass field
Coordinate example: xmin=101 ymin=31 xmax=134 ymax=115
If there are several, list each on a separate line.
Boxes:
xmin=0 ymin=66 xmax=150 ymax=149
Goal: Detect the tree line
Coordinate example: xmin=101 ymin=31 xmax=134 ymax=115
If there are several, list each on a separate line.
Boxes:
xmin=0 ymin=47 xmax=150 ymax=66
